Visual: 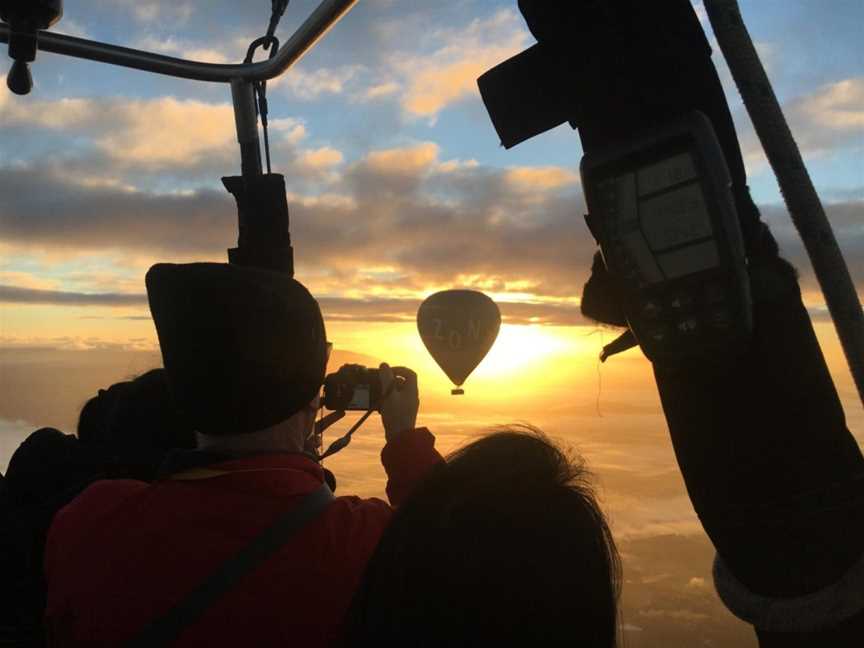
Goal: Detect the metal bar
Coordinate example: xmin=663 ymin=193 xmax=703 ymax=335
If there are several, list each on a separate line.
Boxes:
xmin=0 ymin=0 xmax=357 ymax=84
xmin=231 ymin=80 xmax=263 ymax=178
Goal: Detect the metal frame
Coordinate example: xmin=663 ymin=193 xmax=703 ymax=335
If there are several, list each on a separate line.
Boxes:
xmin=1 ymin=0 xmax=358 ymax=177
xmin=0 ymin=0 xmax=356 ymax=83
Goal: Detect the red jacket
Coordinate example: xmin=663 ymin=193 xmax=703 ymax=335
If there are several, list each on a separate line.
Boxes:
xmin=44 ymin=428 xmax=442 ymax=647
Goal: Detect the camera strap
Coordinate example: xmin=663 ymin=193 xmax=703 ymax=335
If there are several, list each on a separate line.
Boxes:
xmin=317 ymin=380 xmax=398 ymax=461
xmin=318 ymin=408 xmax=374 ymax=461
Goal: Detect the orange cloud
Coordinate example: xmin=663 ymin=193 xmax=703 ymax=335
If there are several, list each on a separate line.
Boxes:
xmin=1 ymin=92 xmax=239 ymax=168
xmin=0 ymin=86 xmax=92 ymax=129
xmin=505 ymin=166 xmax=580 ymax=192
xmin=800 ymin=78 xmax=864 ymax=129
xmin=298 ymin=146 xmax=345 ymax=169
xmin=396 ymin=10 xmax=529 ymax=119
xmin=97 ymin=98 xmax=236 ymax=166
xmin=363 ymin=142 xmax=440 ymax=174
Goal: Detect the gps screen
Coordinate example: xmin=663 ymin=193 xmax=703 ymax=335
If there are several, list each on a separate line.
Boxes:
xmin=602 ymin=150 xmax=720 ymax=283
xmin=640 ymin=183 xmax=713 ymax=251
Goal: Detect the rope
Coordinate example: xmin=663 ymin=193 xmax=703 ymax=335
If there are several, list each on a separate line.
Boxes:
xmin=266 ymin=1 xmax=290 ymax=43
xmin=244 ymin=1 xmax=292 ymax=174
xmin=705 ymin=0 xmax=864 ymax=407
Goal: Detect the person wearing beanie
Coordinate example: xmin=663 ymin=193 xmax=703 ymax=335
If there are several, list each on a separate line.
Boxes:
xmin=43 ymin=262 xmax=443 ymax=647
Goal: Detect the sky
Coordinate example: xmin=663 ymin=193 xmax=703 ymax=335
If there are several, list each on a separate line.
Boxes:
xmin=1 ymin=1 xmax=862 ymax=645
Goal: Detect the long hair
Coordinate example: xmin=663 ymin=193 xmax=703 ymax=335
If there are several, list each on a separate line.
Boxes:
xmin=347 ymin=424 xmax=621 ymax=646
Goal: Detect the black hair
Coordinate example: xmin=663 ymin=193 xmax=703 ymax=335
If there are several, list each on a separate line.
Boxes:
xmin=347 ymin=425 xmax=621 ymax=646
xmin=76 ymin=369 xmax=195 ymax=481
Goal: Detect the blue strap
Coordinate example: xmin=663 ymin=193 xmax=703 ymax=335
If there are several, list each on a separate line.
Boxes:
xmin=126 ymin=483 xmax=334 ymax=647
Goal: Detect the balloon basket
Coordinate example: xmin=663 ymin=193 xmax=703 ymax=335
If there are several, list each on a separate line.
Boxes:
xmin=451 ymin=388 xmax=465 ymax=395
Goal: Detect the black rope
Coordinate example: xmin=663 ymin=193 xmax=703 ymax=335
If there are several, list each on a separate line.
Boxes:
xmin=244 ymin=1 xmax=291 ymax=174
xmin=266 ymin=1 xmax=290 ymax=44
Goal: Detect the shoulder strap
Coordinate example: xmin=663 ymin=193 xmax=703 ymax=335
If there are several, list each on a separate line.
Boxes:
xmin=126 ymin=483 xmax=334 ymax=648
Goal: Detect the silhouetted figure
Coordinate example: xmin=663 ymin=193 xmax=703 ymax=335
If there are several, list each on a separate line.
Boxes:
xmin=1 ymin=370 xmax=196 ymax=645
xmin=0 ymin=471 xmax=43 ymax=646
xmin=77 ymin=368 xmax=196 ymax=481
xmin=347 ymin=426 xmax=620 ymax=647
xmin=1 ymin=427 xmax=106 ymax=645
xmin=43 ymin=263 xmax=443 ymax=647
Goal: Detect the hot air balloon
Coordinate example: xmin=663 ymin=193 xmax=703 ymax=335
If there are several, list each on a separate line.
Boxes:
xmin=417 ymin=290 xmax=501 ymax=395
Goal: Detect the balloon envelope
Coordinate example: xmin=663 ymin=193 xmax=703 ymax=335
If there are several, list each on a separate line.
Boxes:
xmin=417 ymin=290 xmax=501 ymax=388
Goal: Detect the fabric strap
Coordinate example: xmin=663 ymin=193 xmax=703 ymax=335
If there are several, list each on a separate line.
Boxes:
xmin=125 ymin=483 xmax=334 ymax=647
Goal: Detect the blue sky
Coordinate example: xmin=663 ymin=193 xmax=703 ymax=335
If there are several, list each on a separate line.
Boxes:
xmin=0 ymin=0 xmax=862 ymax=348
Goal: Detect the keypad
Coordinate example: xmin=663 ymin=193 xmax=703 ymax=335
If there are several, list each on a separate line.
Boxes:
xmin=634 ymin=279 xmax=734 ymax=351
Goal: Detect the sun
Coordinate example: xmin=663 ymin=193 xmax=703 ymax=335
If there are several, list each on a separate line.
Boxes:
xmin=325 ymin=320 xmax=604 ymax=401
xmin=472 ymin=324 xmax=571 ymax=378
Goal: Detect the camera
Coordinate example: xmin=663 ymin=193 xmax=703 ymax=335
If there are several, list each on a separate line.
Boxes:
xmin=323 ymin=364 xmax=382 ymax=411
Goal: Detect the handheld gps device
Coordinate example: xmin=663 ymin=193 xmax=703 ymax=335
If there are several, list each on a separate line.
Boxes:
xmin=580 ymin=112 xmax=752 ymax=364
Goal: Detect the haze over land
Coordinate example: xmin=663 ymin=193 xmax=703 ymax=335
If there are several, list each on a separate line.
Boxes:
xmin=2 ymin=326 xmax=860 ymax=647
xmin=1 ymin=1 xmax=862 ymax=646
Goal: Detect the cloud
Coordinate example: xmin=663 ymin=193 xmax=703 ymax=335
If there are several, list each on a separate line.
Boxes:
xmin=360 ymin=81 xmax=401 ymax=102
xmin=97 ymin=98 xmax=236 ymax=167
xmin=297 ymin=147 xmax=344 ymax=170
xmin=54 ymin=18 xmax=91 ymax=40
xmin=737 ymin=77 xmax=864 ymax=169
xmin=0 ymin=285 xmax=588 ymax=327
xmin=0 ymin=271 xmax=58 ymax=291
xmin=1 ymin=91 xmax=238 ymax=170
xmin=133 ymin=36 xmax=231 ymax=64
xmin=686 ymin=576 xmax=708 ymax=590
xmin=2 ymin=130 xmax=860 ymax=313
xmin=0 ymin=285 xmax=145 ymax=307
xmin=0 ymin=165 xmax=235 ymax=254
xmin=275 ymin=65 xmax=365 ymax=100
xmin=758 ymin=199 xmax=864 ymax=314
xmin=504 ymin=167 xmax=580 ymax=192
xmin=117 ymin=0 xmax=194 ymax=24
xmin=0 ymin=87 xmax=93 ymax=129
xmin=798 ymin=77 xmax=864 ymax=131
xmin=362 ymin=142 xmax=440 ymax=175
xmin=393 ymin=9 xmax=530 ymax=119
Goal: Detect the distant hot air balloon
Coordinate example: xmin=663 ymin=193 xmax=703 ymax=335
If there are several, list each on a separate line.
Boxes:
xmin=417 ymin=290 xmax=501 ymax=395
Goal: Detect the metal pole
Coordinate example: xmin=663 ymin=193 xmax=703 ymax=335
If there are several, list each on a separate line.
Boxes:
xmin=0 ymin=0 xmax=357 ymax=84
xmin=705 ymin=0 xmax=864 ymax=406
xmin=231 ymin=80 xmax=262 ymax=178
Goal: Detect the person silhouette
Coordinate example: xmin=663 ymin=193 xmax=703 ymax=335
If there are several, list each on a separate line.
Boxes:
xmin=43 ymin=263 xmax=443 ymax=647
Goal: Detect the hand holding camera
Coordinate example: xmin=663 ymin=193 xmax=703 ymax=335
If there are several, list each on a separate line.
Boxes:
xmin=378 ymin=363 xmax=418 ymax=442
xmin=322 ymin=362 xmax=419 ymax=442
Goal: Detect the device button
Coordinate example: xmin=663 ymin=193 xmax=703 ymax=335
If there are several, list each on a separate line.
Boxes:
xmin=708 ymin=309 xmax=731 ymax=329
xmin=705 ymin=283 xmax=725 ymax=304
xmin=641 ymin=301 xmax=662 ymax=319
xmin=676 ymin=318 xmax=698 ymax=334
xmin=670 ymin=295 xmax=695 ymax=311
xmin=646 ymin=326 xmax=670 ymax=343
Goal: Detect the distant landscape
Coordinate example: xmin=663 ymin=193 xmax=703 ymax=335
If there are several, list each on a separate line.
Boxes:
xmin=0 ymin=344 xmax=791 ymax=647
